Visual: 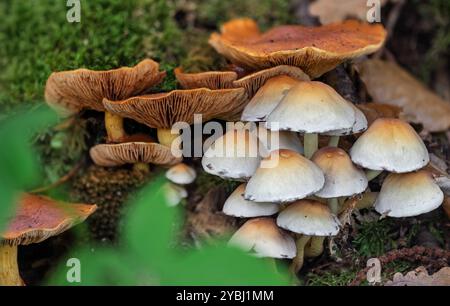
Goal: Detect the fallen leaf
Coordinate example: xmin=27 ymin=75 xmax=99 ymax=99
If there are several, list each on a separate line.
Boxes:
xmin=357 ymin=102 xmax=402 ymax=126
xmin=309 ymin=0 xmax=388 ymax=24
xmin=385 ymin=266 xmax=450 ymax=286
xmin=444 ymin=197 xmax=450 ymax=220
xmin=356 ymin=59 xmax=450 ymax=132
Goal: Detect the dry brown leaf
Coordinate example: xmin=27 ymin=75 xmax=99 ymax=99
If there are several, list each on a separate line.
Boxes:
xmin=356 ymin=59 xmax=450 ymax=132
xmin=385 ymin=266 xmax=450 ymax=286
xmin=309 ymin=0 xmax=388 ymax=24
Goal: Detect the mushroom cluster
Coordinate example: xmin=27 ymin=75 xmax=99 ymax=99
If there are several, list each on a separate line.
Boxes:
xmin=200 ymin=18 xmax=445 ymax=274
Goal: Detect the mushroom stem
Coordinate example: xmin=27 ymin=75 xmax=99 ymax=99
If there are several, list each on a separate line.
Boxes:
xmin=304 ymin=133 xmax=318 ymax=159
xmin=157 ymin=128 xmax=180 ymax=149
xmin=328 ymin=136 xmax=340 ymax=147
xmin=132 ymin=162 xmax=150 ymax=174
xmin=366 ymin=169 xmax=383 ymax=181
xmin=355 ymin=192 xmax=378 ymax=210
xmin=290 ymin=235 xmax=311 ymax=274
xmin=328 ymin=198 xmax=339 ymax=215
xmin=304 ymin=236 xmax=326 ymax=258
xmin=105 ymin=111 xmax=126 ymax=143
xmin=0 ymin=244 xmax=24 ymax=286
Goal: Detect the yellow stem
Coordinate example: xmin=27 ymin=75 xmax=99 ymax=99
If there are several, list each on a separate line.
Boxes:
xmin=105 ymin=111 xmax=126 ymax=143
xmin=290 ymin=235 xmax=311 ymax=274
xmin=0 ymin=244 xmax=24 ymax=286
xmin=157 ymin=128 xmax=180 ymax=148
xmin=132 ymin=162 xmax=150 ymax=174
xmin=304 ymin=236 xmax=326 ymax=258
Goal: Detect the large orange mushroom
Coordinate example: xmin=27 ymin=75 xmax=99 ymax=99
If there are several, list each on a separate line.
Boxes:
xmin=209 ymin=18 xmax=386 ymax=78
xmin=0 ymin=194 xmax=97 ymax=286
xmin=45 ymin=59 xmax=166 ymax=143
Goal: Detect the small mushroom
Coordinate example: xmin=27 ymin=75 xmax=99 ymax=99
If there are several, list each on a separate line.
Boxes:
xmin=350 ymin=118 xmax=429 ymax=180
xmin=229 ymin=218 xmax=296 ymax=259
xmin=90 ymin=141 xmax=182 ymax=172
xmin=162 ymin=183 xmax=188 ymax=207
xmin=45 ymin=59 xmax=165 ymax=143
xmin=201 ymin=129 xmax=262 ymax=181
xmin=308 ymin=147 xmax=367 ymax=258
xmin=241 ymin=75 xmax=301 ymax=122
xmin=103 ymin=87 xmax=248 ymax=147
xmin=276 ymin=200 xmax=340 ymax=272
xmin=209 ymin=18 xmax=386 ymax=78
xmin=165 ymin=163 xmax=197 ymax=185
xmin=174 ymin=67 xmax=238 ymax=89
xmin=0 ymin=194 xmax=96 ymax=286
xmin=374 ymin=170 xmax=443 ymax=218
xmin=265 ymin=81 xmax=356 ymax=158
xmin=312 ymin=147 xmax=368 ymax=213
xmin=222 ymin=183 xmax=279 ymax=218
xmin=244 ymin=149 xmax=324 ymax=203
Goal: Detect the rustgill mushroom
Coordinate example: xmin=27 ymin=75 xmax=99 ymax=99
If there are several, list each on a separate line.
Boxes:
xmin=174 ymin=67 xmax=238 ymax=89
xmin=102 ymin=87 xmax=248 ymax=148
xmin=45 ymin=59 xmax=165 ymax=143
xmin=0 ymin=194 xmax=96 ymax=286
xmin=209 ymin=18 xmax=386 ymax=78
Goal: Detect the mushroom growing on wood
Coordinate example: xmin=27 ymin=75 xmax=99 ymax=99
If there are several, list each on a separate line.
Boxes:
xmin=209 ymin=18 xmax=386 ymax=78
xmin=45 ymin=59 xmax=165 ymax=143
xmin=229 ymin=218 xmax=296 ymax=259
xmin=0 ymin=194 xmax=96 ymax=286
xmin=350 ymin=118 xmax=429 ymax=180
xmin=103 ymin=87 xmax=248 ymax=147
xmin=374 ymin=170 xmax=443 ymax=217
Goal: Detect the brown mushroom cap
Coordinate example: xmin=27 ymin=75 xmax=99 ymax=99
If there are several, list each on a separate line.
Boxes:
xmin=233 ymin=65 xmax=310 ymax=98
xmin=209 ymin=19 xmax=386 ymax=78
xmin=103 ymin=87 xmax=248 ymax=129
xmin=174 ymin=67 xmax=238 ymax=89
xmin=90 ymin=142 xmax=182 ymax=167
xmin=45 ymin=59 xmax=166 ymax=116
xmin=2 ymin=194 xmax=96 ymax=246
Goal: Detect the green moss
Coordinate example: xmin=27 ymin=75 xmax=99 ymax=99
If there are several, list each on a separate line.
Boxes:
xmin=305 ymin=268 xmax=358 ymax=286
xmin=195 ymin=171 xmax=240 ymax=196
xmin=353 ymin=219 xmax=397 ymax=257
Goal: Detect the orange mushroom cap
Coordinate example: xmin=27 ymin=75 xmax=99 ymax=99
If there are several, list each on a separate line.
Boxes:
xmin=174 ymin=67 xmax=238 ymax=89
xmin=103 ymin=87 xmax=248 ymax=129
xmin=209 ymin=18 xmax=386 ymax=78
xmin=2 ymin=194 xmax=97 ymax=246
xmin=45 ymin=59 xmax=166 ymax=116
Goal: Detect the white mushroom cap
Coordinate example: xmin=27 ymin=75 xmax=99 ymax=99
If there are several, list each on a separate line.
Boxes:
xmin=265 ymin=81 xmax=355 ymax=133
xmin=312 ymin=147 xmax=368 ymax=198
xmin=244 ymin=149 xmax=324 ymax=203
xmin=223 ymin=184 xmax=279 ymax=218
xmin=228 ymin=218 xmax=296 ymax=259
xmin=241 ymin=75 xmax=299 ymax=122
xmin=202 ymin=129 xmax=262 ymax=180
xmin=255 ymin=125 xmax=303 ymax=154
xmin=277 ymin=200 xmax=341 ymax=236
xmin=350 ymin=118 xmax=429 ymax=173
xmin=166 ymin=163 xmax=197 ymax=185
xmin=374 ymin=170 xmax=443 ymax=217
xmin=162 ymin=183 xmax=188 ymax=207
xmin=324 ymin=101 xmax=368 ymax=136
